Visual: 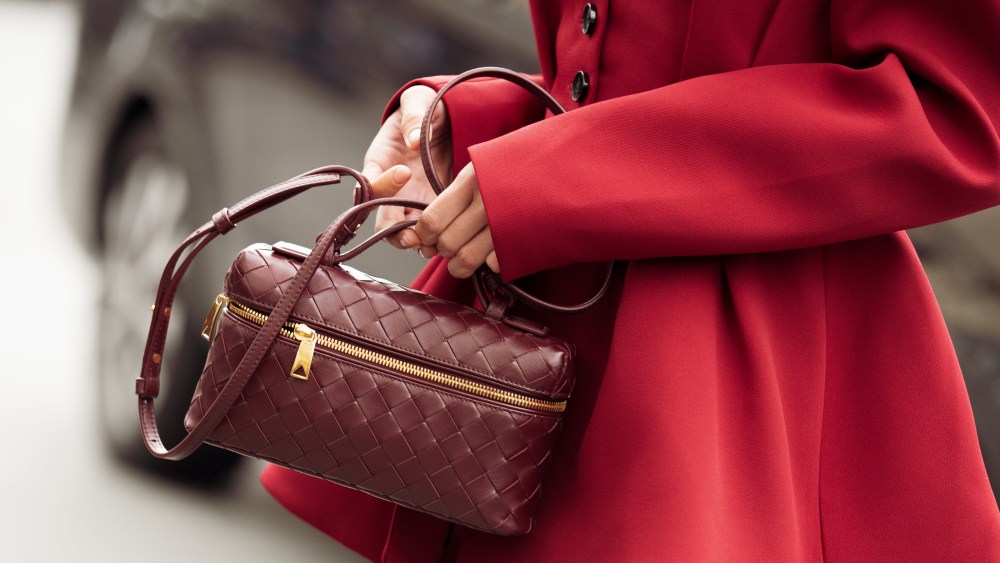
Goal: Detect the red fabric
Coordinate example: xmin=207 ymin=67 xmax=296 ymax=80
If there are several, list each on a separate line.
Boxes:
xmin=261 ymin=0 xmax=1000 ymax=560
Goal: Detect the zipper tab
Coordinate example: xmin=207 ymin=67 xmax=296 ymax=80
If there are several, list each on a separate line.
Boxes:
xmin=201 ymin=294 xmax=230 ymax=341
xmin=290 ymin=323 xmax=317 ymax=380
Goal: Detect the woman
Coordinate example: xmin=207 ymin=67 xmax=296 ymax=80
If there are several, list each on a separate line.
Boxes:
xmin=261 ymin=0 xmax=1000 ymax=560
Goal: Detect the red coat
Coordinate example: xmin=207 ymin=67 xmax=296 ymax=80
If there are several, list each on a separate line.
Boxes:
xmin=261 ymin=0 xmax=1000 ymax=560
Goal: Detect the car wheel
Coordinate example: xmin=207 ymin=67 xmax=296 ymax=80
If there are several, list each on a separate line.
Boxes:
xmin=98 ymin=113 xmax=240 ymax=484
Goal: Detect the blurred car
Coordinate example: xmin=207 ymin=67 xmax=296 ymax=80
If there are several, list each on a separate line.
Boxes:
xmin=63 ymin=0 xmax=1000 ymax=497
xmin=62 ymin=0 xmax=537 ymax=482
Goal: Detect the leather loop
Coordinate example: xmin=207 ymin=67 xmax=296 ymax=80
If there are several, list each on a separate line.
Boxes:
xmin=134 ymin=376 xmax=158 ymax=399
xmin=326 ymin=198 xmax=430 ymax=262
xmin=211 ymin=207 xmax=236 ymax=235
xmin=499 ymin=262 xmax=616 ymax=315
xmin=334 ymin=218 xmax=418 ymax=263
xmin=484 ymin=292 xmax=512 ymax=321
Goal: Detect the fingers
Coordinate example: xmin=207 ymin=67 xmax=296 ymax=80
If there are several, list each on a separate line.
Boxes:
xmin=362 ymin=111 xmax=403 ymax=180
xmin=375 ymin=208 xmax=403 ymax=248
xmin=433 ymin=197 xmax=487 ymax=258
xmin=447 ymin=227 xmax=495 ymax=279
xmin=399 ymin=85 xmax=448 ymax=151
xmin=371 ymin=165 xmax=414 ymax=249
xmin=412 ymin=165 xmax=477 ymax=247
xmin=486 ymin=251 xmax=499 ymax=273
xmin=396 ymin=229 xmax=437 ymax=258
xmin=362 ymin=84 xmax=451 ymax=252
xmin=400 ymin=163 xmax=499 ymax=277
xmin=417 ymin=243 xmax=438 ymax=260
xmin=367 ymin=164 xmax=411 ymax=199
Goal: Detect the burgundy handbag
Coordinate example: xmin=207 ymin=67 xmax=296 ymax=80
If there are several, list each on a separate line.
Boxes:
xmin=135 ymin=68 xmax=611 ymax=536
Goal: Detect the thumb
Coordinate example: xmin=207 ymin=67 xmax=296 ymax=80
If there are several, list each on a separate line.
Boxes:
xmin=368 ymin=164 xmax=412 ymax=199
xmin=398 ymin=85 xmax=441 ymax=150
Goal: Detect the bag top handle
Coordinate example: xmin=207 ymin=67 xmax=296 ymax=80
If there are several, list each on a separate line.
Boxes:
xmin=418 ymin=67 xmax=614 ymax=315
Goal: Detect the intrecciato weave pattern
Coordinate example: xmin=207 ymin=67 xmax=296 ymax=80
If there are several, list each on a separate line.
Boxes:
xmin=225 ymin=245 xmax=574 ymax=399
xmin=184 ymin=244 xmax=574 ymax=535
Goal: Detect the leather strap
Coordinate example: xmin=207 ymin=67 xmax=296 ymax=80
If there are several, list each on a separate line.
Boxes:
xmin=333 ymin=217 xmax=418 ymax=263
xmin=137 ymin=166 xmax=378 ymax=459
xmin=419 ymin=67 xmax=613 ymax=314
xmin=419 ymin=67 xmax=566 ymax=196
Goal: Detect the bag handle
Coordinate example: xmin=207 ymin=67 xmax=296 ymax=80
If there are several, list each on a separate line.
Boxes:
xmin=137 ymin=166 xmax=383 ymax=459
xmin=418 ymin=67 xmax=614 ymax=315
xmin=418 ymin=67 xmax=566 ymax=195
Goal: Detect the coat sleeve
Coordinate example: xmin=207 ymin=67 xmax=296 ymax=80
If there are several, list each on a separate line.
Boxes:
xmin=468 ymin=0 xmax=1000 ymax=281
xmin=382 ymin=75 xmax=546 ymax=177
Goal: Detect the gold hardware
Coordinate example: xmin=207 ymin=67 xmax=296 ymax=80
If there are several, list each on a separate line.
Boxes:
xmin=152 ymin=353 xmax=161 ymax=364
xmin=220 ymin=297 xmax=567 ymax=413
xmin=150 ymin=305 xmax=155 ymax=313
xmin=201 ymin=294 xmax=230 ymax=341
xmin=290 ymin=324 xmax=317 ymax=380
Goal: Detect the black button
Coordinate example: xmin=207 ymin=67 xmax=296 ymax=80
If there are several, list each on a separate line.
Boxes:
xmin=582 ymin=3 xmax=598 ymax=35
xmin=571 ymin=71 xmax=590 ymax=102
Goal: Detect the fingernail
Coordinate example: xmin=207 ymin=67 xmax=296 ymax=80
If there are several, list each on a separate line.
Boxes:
xmin=399 ymin=230 xmax=416 ymax=248
xmin=407 ymin=129 xmax=420 ymax=147
xmin=392 ymin=166 xmax=409 ymax=184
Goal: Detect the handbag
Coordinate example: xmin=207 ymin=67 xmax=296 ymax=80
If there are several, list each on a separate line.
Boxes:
xmin=135 ymin=68 xmax=612 ymax=536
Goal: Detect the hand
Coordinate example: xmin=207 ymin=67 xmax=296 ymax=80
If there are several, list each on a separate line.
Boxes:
xmin=398 ymin=163 xmax=500 ymax=279
xmin=364 ymin=85 xmax=453 ymax=248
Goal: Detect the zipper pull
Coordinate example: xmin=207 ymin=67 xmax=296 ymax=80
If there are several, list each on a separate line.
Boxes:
xmin=289 ymin=323 xmax=317 ymax=381
xmin=201 ymin=294 xmax=230 ymax=341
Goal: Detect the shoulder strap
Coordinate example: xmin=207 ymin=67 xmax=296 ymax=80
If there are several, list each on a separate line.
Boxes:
xmin=137 ymin=166 xmax=383 ymax=459
xmin=419 ymin=67 xmax=613 ymax=315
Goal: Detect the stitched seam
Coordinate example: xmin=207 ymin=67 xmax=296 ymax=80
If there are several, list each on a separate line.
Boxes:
xmin=231 ymin=174 xmax=341 ymax=216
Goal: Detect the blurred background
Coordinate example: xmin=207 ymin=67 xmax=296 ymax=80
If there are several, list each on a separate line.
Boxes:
xmin=1 ymin=0 xmax=997 ymax=561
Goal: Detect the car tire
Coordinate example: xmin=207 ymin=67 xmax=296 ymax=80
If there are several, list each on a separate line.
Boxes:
xmin=97 ymin=112 xmax=240 ymax=484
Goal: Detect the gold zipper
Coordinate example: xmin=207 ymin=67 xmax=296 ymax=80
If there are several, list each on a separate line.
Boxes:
xmin=202 ymin=294 xmax=567 ymax=413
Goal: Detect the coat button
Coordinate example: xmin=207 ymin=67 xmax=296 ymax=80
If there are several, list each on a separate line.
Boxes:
xmin=571 ymin=71 xmax=590 ymax=102
xmin=582 ymin=3 xmax=598 ymax=35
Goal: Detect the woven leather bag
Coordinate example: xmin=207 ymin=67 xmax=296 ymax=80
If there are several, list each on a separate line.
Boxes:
xmin=136 ymin=69 xmax=612 ymax=536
